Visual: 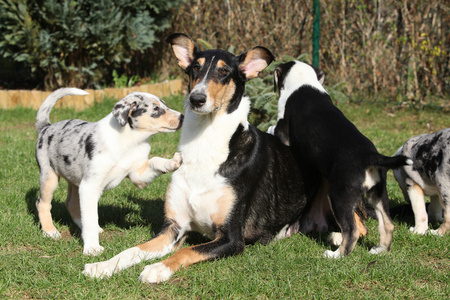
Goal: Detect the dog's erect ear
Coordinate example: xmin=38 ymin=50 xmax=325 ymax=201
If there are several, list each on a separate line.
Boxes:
xmin=273 ymin=66 xmax=281 ymax=93
xmin=166 ymin=33 xmax=200 ymax=71
xmin=238 ymin=46 xmax=275 ymax=80
xmin=311 ymin=65 xmax=325 ymax=85
xmin=112 ymin=99 xmax=136 ymax=127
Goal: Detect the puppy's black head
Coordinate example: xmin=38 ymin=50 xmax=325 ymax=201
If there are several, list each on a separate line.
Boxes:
xmin=273 ymin=61 xmax=325 ymax=93
xmin=166 ymin=33 xmax=274 ymax=114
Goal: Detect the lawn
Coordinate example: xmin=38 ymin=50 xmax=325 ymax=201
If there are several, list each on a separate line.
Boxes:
xmin=0 ymin=93 xmax=448 ymax=299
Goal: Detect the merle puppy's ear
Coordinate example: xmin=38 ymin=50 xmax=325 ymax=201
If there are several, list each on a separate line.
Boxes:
xmin=166 ymin=33 xmax=200 ymax=71
xmin=112 ymin=99 xmax=136 ymax=127
xmin=237 ymin=46 xmax=275 ymax=80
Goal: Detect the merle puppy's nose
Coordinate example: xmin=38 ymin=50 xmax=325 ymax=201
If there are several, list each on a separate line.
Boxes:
xmin=189 ymin=92 xmax=206 ymax=108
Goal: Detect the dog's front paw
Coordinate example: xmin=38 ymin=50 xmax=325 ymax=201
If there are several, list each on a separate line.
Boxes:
xmin=83 ymin=261 xmax=117 ymax=279
xmin=368 ymin=245 xmax=388 ymax=255
xmin=409 ymin=226 xmax=428 ymax=235
xmin=139 ymin=262 xmax=173 ymax=284
xmin=43 ymin=230 xmax=61 ymax=240
xmin=324 ymin=249 xmax=343 ymax=259
xmin=83 ymin=245 xmax=105 ymax=256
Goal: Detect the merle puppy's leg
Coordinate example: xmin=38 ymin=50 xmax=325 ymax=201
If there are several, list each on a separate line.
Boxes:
xmin=36 ymin=169 xmax=61 ymax=239
xmin=78 ymin=180 xmax=105 ymax=256
xmin=428 ymin=195 xmax=443 ymax=223
xmin=407 ymin=184 xmax=429 ymax=234
xmin=430 ymin=174 xmax=450 ymax=236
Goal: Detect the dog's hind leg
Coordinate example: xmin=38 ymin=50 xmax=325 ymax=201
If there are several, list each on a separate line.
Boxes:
xmin=324 ymin=186 xmax=361 ymax=258
xmin=367 ymin=179 xmax=394 ymax=255
xmin=428 ymin=195 xmax=443 ymax=223
xmin=429 ymin=178 xmax=450 ymax=236
xmin=36 ymin=169 xmax=61 ymax=239
xmin=407 ymin=184 xmax=429 ymax=234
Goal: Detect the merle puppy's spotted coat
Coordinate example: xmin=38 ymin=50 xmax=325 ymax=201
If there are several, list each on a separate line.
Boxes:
xmin=35 ymin=88 xmax=183 ymax=255
xmin=394 ymin=128 xmax=450 ymax=236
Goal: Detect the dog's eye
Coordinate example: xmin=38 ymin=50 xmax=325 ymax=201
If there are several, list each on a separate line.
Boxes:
xmin=153 ymin=105 xmax=160 ymax=111
xmin=193 ymin=65 xmax=200 ymax=71
xmin=219 ymin=68 xmax=229 ymax=75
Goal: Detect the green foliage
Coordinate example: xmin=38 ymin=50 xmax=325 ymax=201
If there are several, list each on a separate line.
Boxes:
xmin=0 ymin=0 xmax=183 ymax=89
xmin=112 ymin=70 xmax=140 ymax=88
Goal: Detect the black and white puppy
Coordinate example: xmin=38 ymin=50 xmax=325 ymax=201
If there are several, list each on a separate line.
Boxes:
xmin=35 ymin=88 xmax=183 ymax=255
xmin=270 ymin=60 xmax=411 ymax=258
xmin=83 ymin=34 xmax=310 ymax=283
xmin=394 ymin=129 xmax=449 ymax=235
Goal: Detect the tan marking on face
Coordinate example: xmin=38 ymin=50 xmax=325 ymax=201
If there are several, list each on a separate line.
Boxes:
xmin=206 ymin=79 xmax=236 ymax=114
xmin=135 ymin=101 xmax=181 ymax=133
xmin=197 ymin=57 xmax=205 ymax=66
xmin=210 ymin=186 xmax=236 ymax=226
xmin=217 ymin=60 xmax=226 ymax=68
xmin=161 ymin=245 xmax=211 ymax=272
xmin=354 ymin=212 xmax=368 ymax=237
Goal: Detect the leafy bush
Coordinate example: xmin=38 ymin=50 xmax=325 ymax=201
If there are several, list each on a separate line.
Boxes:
xmin=0 ymin=0 xmax=182 ymax=89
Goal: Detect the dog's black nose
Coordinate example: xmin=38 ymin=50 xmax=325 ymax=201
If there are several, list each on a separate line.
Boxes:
xmin=189 ymin=93 xmax=206 ymax=108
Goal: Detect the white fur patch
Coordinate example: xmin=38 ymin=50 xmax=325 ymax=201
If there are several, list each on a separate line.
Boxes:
xmin=277 ymin=61 xmax=327 ymax=121
xmin=362 ymin=167 xmax=380 ymax=190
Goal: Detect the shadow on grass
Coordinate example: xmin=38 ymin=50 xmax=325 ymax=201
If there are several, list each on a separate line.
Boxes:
xmin=24 ymin=187 xmax=172 ymax=238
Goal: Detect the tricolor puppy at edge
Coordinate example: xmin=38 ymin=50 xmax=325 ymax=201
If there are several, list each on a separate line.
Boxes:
xmin=394 ymin=128 xmax=450 ymax=236
xmin=268 ymin=60 xmax=412 ymax=258
xmin=35 ymin=88 xmax=183 ymax=255
xmin=83 ymin=33 xmax=311 ymax=283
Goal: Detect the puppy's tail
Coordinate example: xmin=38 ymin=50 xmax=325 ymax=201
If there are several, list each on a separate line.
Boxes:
xmin=35 ymin=88 xmax=89 ymax=134
xmin=368 ymin=153 xmax=413 ymax=170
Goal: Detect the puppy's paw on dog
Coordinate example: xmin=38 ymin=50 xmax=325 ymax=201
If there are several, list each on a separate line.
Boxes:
xmin=149 ymin=152 xmax=182 ymax=174
xmin=139 ymin=262 xmax=173 ymax=284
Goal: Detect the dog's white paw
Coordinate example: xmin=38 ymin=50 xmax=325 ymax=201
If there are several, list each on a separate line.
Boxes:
xmin=427 ymin=229 xmax=443 ymax=236
xmin=368 ymin=245 xmax=388 ymax=255
xmin=83 ymin=261 xmax=117 ymax=279
xmin=324 ymin=249 xmax=343 ymax=259
xmin=83 ymin=245 xmax=104 ymax=256
xmin=43 ymin=230 xmax=61 ymax=239
xmin=409 ymin=226 xmax=428 ymax=235
xmin=327 ymin=232 xmax=343 ymax=246
xmin=139 ymin=262 xmax=173 ymax=284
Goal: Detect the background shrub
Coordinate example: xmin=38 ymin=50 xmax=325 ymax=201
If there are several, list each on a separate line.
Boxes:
xmin=164 ymin=0 xmax=449 ymax=106
xmin=0 ymin=0 xmax=182 ymax=89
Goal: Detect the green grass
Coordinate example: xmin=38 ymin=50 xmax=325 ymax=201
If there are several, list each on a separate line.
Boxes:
xmin=0 ymin=95 xmax=449 ymax=299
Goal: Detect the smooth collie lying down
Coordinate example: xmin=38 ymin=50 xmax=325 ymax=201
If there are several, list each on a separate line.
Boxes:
xmin=83 ymin=33 xmax=314 ymax=283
